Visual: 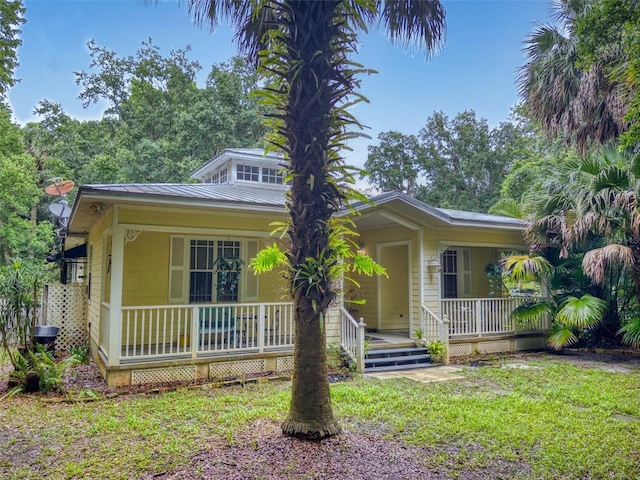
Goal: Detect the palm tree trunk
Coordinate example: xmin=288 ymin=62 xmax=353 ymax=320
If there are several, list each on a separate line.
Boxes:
xmin=280 ymin=0 xmax=342 ymax=439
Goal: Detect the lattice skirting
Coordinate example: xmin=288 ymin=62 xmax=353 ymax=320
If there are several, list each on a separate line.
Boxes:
xmin=478 ymin=340 xmax=511 ymax=354
xmin=131 ymin=366 xmax=196 ymax=385
xmin=44 ymin=284 xmax=88 ymax=350
xmin=209 ymin=359 xmax=266 ymax=379
xmin=276 ymin=356 xmax=294 ymax=371
xmin=449 ymin=343 xmax=473 ymax=357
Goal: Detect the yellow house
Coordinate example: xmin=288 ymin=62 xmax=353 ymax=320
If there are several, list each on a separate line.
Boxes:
xmin=64 ymin=148 xmax=548 ymax=386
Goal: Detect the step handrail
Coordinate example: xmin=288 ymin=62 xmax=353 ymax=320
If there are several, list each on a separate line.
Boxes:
xmin=340 ymin=306 xmax=366 ymax=373
xmin=421 ymin=304 xmax=450 ymax=364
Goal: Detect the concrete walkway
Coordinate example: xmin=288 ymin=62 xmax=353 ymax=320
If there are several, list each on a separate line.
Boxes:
xmin=365 ymin=365 xmax=465 ymax=383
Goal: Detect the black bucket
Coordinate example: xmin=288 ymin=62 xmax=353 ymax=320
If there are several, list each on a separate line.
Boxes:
xmin=34 ymin=325 xmax=61 ymax=351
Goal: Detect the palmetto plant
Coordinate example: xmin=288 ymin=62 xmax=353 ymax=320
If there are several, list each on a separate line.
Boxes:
xmin=187 ymin=0 xmax=445 ymax=439
xmin=509 ymin=144 xmax=640 ymax=348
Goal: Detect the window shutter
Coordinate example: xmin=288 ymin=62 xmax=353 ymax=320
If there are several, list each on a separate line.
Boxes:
xmin=169 ymin=236 xmax=186 ymax=303
xmin=460 ymin=248 xmax=472 ymax=297
xmin=245 ymin=240 xmax=259 ymax=300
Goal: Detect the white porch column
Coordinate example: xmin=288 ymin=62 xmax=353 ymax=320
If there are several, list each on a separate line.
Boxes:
xmin=106 ymin=226 xmax=125 ymax=366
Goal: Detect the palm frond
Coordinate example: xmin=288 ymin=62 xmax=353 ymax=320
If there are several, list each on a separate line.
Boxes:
xmin=377 ymin=0 xmax=446 ymax=57
xmin=546 ymin=322 xmax=579 ymax=350
xmin=583 ymin=245 xmax=633 ymax=284
xmin=556 ymin=294 xmax=606 ymax=329
xmin=502 ymin=254 xmax=552 ymax=282
xmin=618 ymin=318 xmax=640 ymax=348
xmin=488 ymin=199 xmax=524 ymax=219
xmin=511 ymin=300 xmax=554 ymax=323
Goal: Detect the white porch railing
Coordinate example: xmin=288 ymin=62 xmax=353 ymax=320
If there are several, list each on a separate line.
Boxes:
xmin=340 ymin=307 xmax=366 ymax=373
xmin=421 ymin=304 xmax=450 ymax=344
xmin=117 ymin=302 xmax=294 ymax=363
xmin=440 ymin=297 xmax=548 ymax=338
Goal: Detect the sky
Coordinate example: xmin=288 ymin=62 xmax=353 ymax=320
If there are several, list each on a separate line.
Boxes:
xmin=8 ymin=0 xmax=553 ymax=170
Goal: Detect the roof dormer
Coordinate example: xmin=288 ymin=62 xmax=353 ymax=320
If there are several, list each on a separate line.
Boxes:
xmin=190 ymin=148 xmax=287 ymax=189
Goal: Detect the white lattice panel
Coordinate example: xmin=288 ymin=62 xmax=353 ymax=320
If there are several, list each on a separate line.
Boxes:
xmin=478 ymin=340 xmax=511 ymax=354
xmin=515 ymin=337 xmax=546 ymax=351
xmin=131 ymin=366 xmax=196 ymax=385
xmin=276 ymin=356 xmax=294 ymax=372
xmin=44 ymin=284 xmax=88 ymax=349
xmin=449 ymin=343 xmax=473 ymax=357
xmin=209 ymin=360 xmax=265 ymax=379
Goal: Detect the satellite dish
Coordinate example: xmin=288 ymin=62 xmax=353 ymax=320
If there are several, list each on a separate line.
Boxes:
xmin=49 ymin=203 xmax=71 ymax=218
xmin=45 ymin=180 xmax=75 ymax=196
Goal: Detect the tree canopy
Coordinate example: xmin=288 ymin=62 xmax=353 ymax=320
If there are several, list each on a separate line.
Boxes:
xmin=0 ymin=0 xmax=25 ymax=99
xmin=365 ymin=110 xmax=527 ymax=212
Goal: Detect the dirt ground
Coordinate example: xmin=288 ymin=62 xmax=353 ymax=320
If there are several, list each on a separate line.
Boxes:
xmin=1 ymin=349 xmax=639 ymax=479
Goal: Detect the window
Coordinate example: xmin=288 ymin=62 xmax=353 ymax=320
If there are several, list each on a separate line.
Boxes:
xmin=188 ymin=240 xmax=241 ymax=303
xmin=219 ymin=168 xmax=228 ymax=183
xmin=262 ymin=167 xmax=284 ymax=184
xmin=189 ymin=240 xmax=215 ymax=302
xmin=441 ymin=248 xmax=471 ymax=298
xmin=237 ymin=164 xmax=259 ymax=182
xmin=442 ymin=250 xmax=458 ymax=299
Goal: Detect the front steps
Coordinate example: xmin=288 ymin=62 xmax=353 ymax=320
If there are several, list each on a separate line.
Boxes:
xmin=365 ymin=346 xmax=436 ymax=372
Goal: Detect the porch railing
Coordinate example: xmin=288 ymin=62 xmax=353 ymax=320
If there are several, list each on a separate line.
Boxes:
xmin=118 ymin=302 xmax=294 ymax=363
xmin=440 ymin=297 xmax=548 ymax=338
xmin=421 ymin=304 xmax=449 ymax=344
xmin=340 ymin=307 xmax=365 ymax=373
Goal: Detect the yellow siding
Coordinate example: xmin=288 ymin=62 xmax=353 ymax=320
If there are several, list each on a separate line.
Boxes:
xmin=117 ymin=231 xmax=287 ymax=307
xmin=85 ymin=210 xmax=113 ymax=347
xmin=118 ymin=206 xmax=283 ymax=232
xmin=122 ymin=232 xmax=170 ymax=306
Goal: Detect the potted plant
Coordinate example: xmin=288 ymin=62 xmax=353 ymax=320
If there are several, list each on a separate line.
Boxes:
xmin=413 ymin=328 xmax=427 ymax=347
xmin=427 ymin=340 xmax=446 ymax=363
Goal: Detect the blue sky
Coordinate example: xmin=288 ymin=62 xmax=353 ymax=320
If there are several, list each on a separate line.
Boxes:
xmin=8 ymin=0 xmax=552 ymax=169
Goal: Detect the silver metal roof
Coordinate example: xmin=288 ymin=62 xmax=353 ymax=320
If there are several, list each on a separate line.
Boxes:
xmin=357 ymin=191 xmax=524 ymax=229
xmin=80 ymin=183 xmax=287 ymax=207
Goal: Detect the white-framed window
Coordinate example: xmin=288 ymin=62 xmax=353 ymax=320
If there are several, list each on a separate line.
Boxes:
xmin=441 ymin=248 xmax=471 ymax=298
xmin=219 ymin=168 xmax=228 ymax=183
xmin=169 ymin=237 xmax=259 ymax=304
xmin=262 ymin=167 xmax=284 ymax=184
xmin=237 ymin=164 xmax=259 ymax=182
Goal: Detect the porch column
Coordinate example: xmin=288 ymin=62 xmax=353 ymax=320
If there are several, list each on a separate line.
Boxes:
xmin=107 ymin=226 xmax=125 ymax=366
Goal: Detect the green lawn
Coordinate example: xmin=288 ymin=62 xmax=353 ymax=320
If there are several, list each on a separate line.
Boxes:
xmin=1 ymin=353 xmax=639 ymax=479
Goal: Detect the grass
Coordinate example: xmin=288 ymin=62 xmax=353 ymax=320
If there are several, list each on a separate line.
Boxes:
xmin=1 ymin=354 xmax=639 ymax=479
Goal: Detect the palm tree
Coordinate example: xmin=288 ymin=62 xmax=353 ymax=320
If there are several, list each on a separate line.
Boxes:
xmin=187 ymin=0 xmax=445 ymax=439
xmin=517 ymin=0 xmax=627 ymax=155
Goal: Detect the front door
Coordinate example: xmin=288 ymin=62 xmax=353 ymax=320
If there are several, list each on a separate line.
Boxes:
xmin=378 ymin=243 xmax=411 ymax=332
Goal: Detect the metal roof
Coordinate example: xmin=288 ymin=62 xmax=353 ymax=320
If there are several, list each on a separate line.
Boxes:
xmin=355 ymin=191 xmax=524 ymax=229
xmin=79 ymin=183 xmax=287 ymax=207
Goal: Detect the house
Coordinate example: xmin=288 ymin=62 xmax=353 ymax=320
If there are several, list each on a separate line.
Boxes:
xmin=60 ymin=148 xmax=548 ymax=386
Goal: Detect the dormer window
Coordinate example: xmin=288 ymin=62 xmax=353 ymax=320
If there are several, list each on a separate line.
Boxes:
xmin=262 ymin=167 xmax=284 ymax=184
xmin=237 ymin=164 xmax=259 ymax=182
xmin=204 ymin=168 xmax=228 ymax=184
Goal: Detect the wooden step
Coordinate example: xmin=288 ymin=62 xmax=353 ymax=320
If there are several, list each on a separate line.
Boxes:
xmin=365 ymin=362 xmax=438 ymax=373
xmin=365 ymin=352 xmax=431 ymax=366
xmin=367 ymin=347 xmax=429 ymax=359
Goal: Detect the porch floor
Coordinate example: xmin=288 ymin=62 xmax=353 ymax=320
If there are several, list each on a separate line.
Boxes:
xmin=366 ymin=331 xmax=413 ymax=347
